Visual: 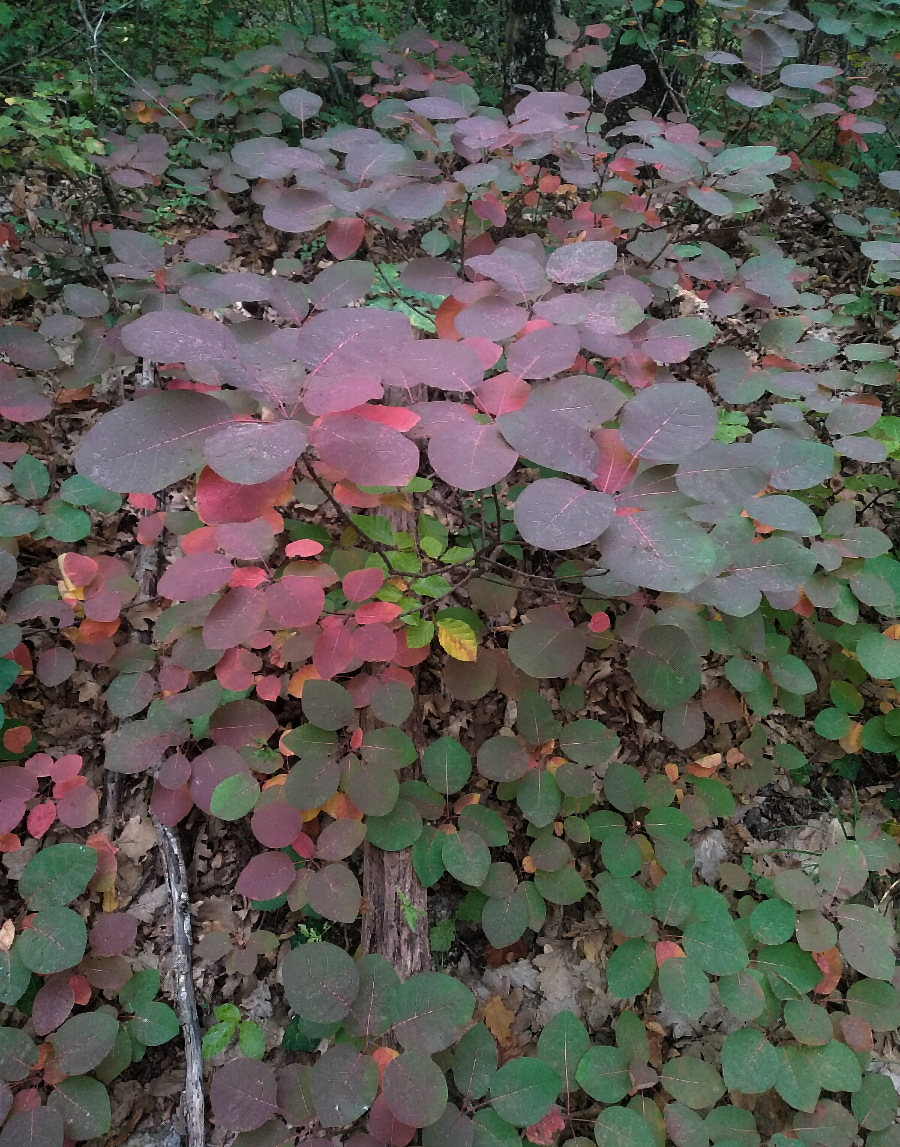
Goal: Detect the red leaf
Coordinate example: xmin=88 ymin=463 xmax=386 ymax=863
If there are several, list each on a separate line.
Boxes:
xmin=285 ymin=539 xmax=323 ymax=557
xmin=526 ymin=1106 xmax=565 ymax=1145
xmin=343 ymin=568 xmax=385 ymax=602
xmin=326 ymin=217 xmax=365 ymax=260
xmin=235 ymin=852 xmax=296 ymax=900
xmin=3 ymin=726 xmax=31 ymax=754
xmin=314 ymin=619 xmax=355 ymax=679
xmin=196 ymin=466 xmax=293 ymax=525
xmin=26 ymin=802 xmax=56 ymax=839
xmin=355 ymin=602 xmax=402 ymax=625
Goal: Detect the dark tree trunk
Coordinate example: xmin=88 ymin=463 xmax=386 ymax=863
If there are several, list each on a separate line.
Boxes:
xmin=502 ymin=0 xmax=557 ymax=108
xmin=606 ymin=2 xmax=700 ymax=124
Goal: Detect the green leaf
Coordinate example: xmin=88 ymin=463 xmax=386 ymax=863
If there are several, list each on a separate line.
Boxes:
xmin=817 ymin=839 xmax=868 ymax=899
xmin=50 ymin=1012 xmax=118 ymax=1075
xmin=658 ymin=956 xmax=710 ymax=1020
xmin=533 ymin=864 xmax=586 ymax=905
xmin=756 ymin=943 xmax=823 ymax=995
xmin=12 ymin=454 xmax=49 ymax=500
xmin=560 ymin=717 xmax=619 ymax=765
xmin=17 ymin=907 xmax=87 ymax=974
xmin=629 ymin=626 xmax=701 ymax=710
xmin=768 ymin=654 xmax=816 ymax=695
xmin=58 ymin=474 xmax=121 ymax=513
xmin=603 ymin=762 xmax=647 ymax=814
xmin=596 ymin=876 xmax=654 ymax=937
xmin=365 ymin=799 xmax=423 ymax=850
xmin=852 ymin=1071 xmax=898 ymax=1131
xmin=606 ymin=939 xmax=656 ymax=999
xmin=202 ymin=1021 xmax=236 ymax=1059
xmin=783 ymin=999 xmax=833 ymax=1046
xmin=592 ymin=1106 xmax=656 ymax=1147
xmin=776 ymin=1046 xmax=821 ymax=1113
xmin=210 ymin=773 xmax=260 ymax=820
xmin=442 ymin=829 xmax=491 ymax=886
xmin=343 ymin=953 xmax=399 ymax=1041
xmin=48 ymin=1076 xmax=111 ymax=1140
xmin=793 ymin=1100 xmax=858 ymax=1147
xmin=301 ymin=680 xmax=355 ymax=730
xmin=119 ymin=969 xmax=160 ymax=1011
xmin=536 ymin=1010 xmax=589 ymax=1094
xmin=659 ymin=1055 xmax=725 ymax=1109
xmin=281 ymin=942 xmax=359 ymax=1024
xmin=615 ymin=1010 xmax=649 ymax=1064
xmin=847 ymin=978 xmax=900 ymax=1031
xmin=856 ymin=631 xmax=900 ymax=679
xmin=350 ymin=513 xmax=395 ymax=545
xmin=517 ymin=768 xmax=561 ymax=828
xmin=643 ymin=805 xmax=692 ymax=840
xmin=0 ymin=1025 xmax=38 ymax=1081
xmin=718 ymin=970 xmax=766 ymax=1021
xmin=310 ymin=1044 xmax=378 ymax=1127
xmin=127 ymin=1001 xmax=179 ymax=1047
xmin=383 ymin=1051 xmax=448 ymax=1128
xmin=517 ymin=690 xmax=561 ymax=745
xmin=749 ymin=899 xmax=797 ymax=946
xmin=36 ymin=500 xmax=91 ymax=542
xmin=576 ymin=1045 xmax=630 ymax=1103
xmin=814 ymin=708 xmax=852 ymax=739
xmin=682 ymin=920 xmax=749 ymax=975
xmin=652 ymin=867 xmax=694 ymax=929
xmin=422 ymin=736 xmax=472 ymax=794
xmin=490 ymin=1057 xmax=561 ymax=1126
xmin=453 ymin=1022 xmax=497 ymax=1101
xmin=392 ymin=972 xmax=475 ymax=1055
xmin=721 ymin=1028 xmax=778 ymax=1093
xmin=19 ymin=844 xmax=97 ymax=909
xmin=482 ymin=891 xmax=528 ymax=949
xmin=0 ymin=944 xmax=31 ymax=1006
xmin=0 ymin=504 xmax=39 ymax=536
xmin=413 ymin=827 xmax=446 ymax=888
xmin=472 ymin=1109 xmax=522 ymax=1147
xmin=805 ymin=1040 xmax=862 ymax=1093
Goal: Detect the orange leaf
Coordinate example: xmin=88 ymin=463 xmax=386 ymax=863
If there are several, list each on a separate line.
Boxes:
xmin=655 ymin=941 xmax=686 ymax=965
xmin=287 ymin=665 xmax=320 ymax=698
xmin=664 ymin=763 xmax=679 ymax=782
xmin=484 ymin=995 xmax=515 ymax=1045
xmin=322 ymin=792 xmax=364 ymax=821
xmin=813 ymin=947 xmax=842 ymax=995
xmin=839 ymin=722 xmax=863 ymax=754
xmin=434 ymin=296 xmax=464 ymax=340
xmin=522 ymin=856 xmax=537 ymax=874
xmin=0 ymin=834 xmax=20 ymax=853
xmin=3 ymin=726 xmax=31 ymax=754
xmin=372 ymin=1046 xmax=398 ymax=1086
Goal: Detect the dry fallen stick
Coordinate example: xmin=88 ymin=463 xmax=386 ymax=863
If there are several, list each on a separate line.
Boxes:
xmin=153 ymin=814 xmax=205 ymax=1147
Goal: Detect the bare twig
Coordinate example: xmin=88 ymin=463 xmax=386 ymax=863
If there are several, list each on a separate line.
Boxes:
xmin=153 ymin=815 xmax=205 ymax=1147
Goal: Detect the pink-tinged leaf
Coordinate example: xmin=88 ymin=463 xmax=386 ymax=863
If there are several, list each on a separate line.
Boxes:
xmin=385 ymin=182 xmax=449 ymax=221
xmin=310 ymin=415 xmax=420 ymax=487
xmin=150 ymin=780 xmax=194 ymax=826
xmin=618 ymin=383 xmax=717 ymax=462
xmin=392 ymin=341 xmax=484 ymax=393
xmin=27 ymin=802 xmax=56 ymax=838
xmin=352 ymin=623 xmax=397 ymax=663
xmin=56 ymin=783 xmax=99 ymax=829
xmin=497 ymin=408 xmax=598 ymax=480
xmin=467 ymin=249 xmax=548 ymax=295
xmin=263 ymin=187 xmax=334 ymax=233
xmin=314 ymin=620 xmax=355 ymax=680
xmin=89 ymin=912 xmax=138 ymax=957
xmin=546 ymin=241 xmax=617 ymax=284
xmin=35 ymin=649 xmax=76 ymax=687
xmin=159 ymin=552 xmax=234 ymax=602
xmin=304 ymin=372 xmax=383 ymax=417
xmin=203 ymin=420 xmax=308 ymax=485
xmin=355 ymin=601 xmax=402 ymax=625
xmin=296 ymin=309 xmax=413 ymax=377
xmin=0 ymin=798 xmax=25 ymax=834
xmin=399 ymin=258 xmax=460 ymax=296
xmin=236 ymin=852 xmax=297 ymax=901
xmin=210 ymin=1059 xmax=279 ymax=1132
xmin=455 ymin=297 xmax=528 ymax=341
xmin=406 ymin=96 xmax=470 ymax=119
xmin=589 ymin=612 xmax=611 ymax=634
xmin=264 ymin=576 xmax=325 ymax=628
xmin=0 ymin=325 xmax=60 ymax=371
xmin=316 ymin=819 xmax=367 ymax=862
xmin=256 ymin=675 xmax=282 ymax=701
xmin=285 ymin=539 xmax=323 ymax=558
xmin=190 ymin=746 xmax=250 ymax=813
xmin=158 ymin=753 xmax=191 ymax=790
xmin=476 ymin=373 xmax=530 ymax=416
xmin=505 ymin=326 xmax=579 ymax=379
xmin=215 ymin=519 xmax=277 ymax=561
xmin=209 ymin=699 xmax=277 ymax=750
xmin=279 ymin=86 xmax=323 ymax=121
xmin=514 ymin=478 xmax=614 ymax=550
xmin=592 ymin=429 xmax=639 ymax=493
xmin=216 ymin=647 xmax=262 ymax=691
xmin=593 ymin=64 xmax=646 ymax=101
xmin=326 ymin=217 xmax=365 ymax=260
xmin=32 ymin=981 xmax=76 ymax=1036
xmin=203 ymin=586 xmax=268 ymax=649
xmin=429 ymin=418 xmax=517 ymax=491
xmin=197 ymin=466 xmax=292 ymax=525
xmin=0 ymin=375 xmax=53 ymax=422
xmin=76 ymin=391 xmax=233 ymax=493
xmin=121 ymin=311 xmax=236 ymax=362
xmin=344 ymin=405 xmax=420 ymax=432
xmin=343 ymin=568 xmax=385 ymax=601
xmin=726 ymin=83 xmax=774 ymax=108
xmin=526 ymin=1105 xmax=566 ymax=1145
xmin=251 ymin=801 xmax=304 ymax=848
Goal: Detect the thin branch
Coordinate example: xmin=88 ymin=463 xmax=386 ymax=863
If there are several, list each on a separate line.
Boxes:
xmin=153 ymin=815 xmax=205 ymax=1147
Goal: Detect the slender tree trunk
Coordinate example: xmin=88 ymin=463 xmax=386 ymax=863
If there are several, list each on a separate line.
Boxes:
xmin=361 ymin=381 xmax=430 ymax=980
xmin=502 ymin=0 xmax=556 ymax=108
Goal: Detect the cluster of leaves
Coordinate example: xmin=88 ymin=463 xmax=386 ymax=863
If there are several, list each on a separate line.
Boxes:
xmin=1 ymin=3 xmax=900 ymax=1144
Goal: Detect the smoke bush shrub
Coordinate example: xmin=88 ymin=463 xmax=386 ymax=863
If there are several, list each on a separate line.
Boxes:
xmin=0 ymin=5 xmax=899 ymax=1145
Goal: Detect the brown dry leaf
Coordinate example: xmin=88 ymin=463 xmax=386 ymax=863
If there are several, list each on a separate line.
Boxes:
xmin=0 ymin=919 xmax=14 ymax=951
xmin=116 ymin=816 xmax=157 ymax=862
xmin=484 ymin=995 xmax=515 ymax=1046
xmin=839 ymin=722 xmax=863 ymax=754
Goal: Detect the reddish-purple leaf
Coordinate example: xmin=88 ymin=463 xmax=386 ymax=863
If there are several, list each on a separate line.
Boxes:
xmin=406 ymin=96 xmax=470 ymax=119
xmin=352 ymin=622 xmax=398 ymax=663
xmin=0 ymin=374 xmax=53 ymax=423
xmin=343 ymin=568 xmax=385 ymax=602
xmin=32 ymin=981 xmax=75 ymax=1036
xmin=505 ymin=326 xmax=579 ymax=379
xmin=467 ymin=249 xmax=548 ymax=295
xmin=742 ymin=29 xmax=783 ymax=76
xmin=392 ymin=341 xmax=484 ymax=393
xmin=307 ymin=863 xmax=362 ymax=923
xmin=235 ymin=853 xmax=297 ymax=901
xmin=209 ymin=699 xmax=277 ymax=751
xmin=35 ymin=649 xmax=76 ymax=687
xmin=497 ymin=408 xmax=598 ymax=480
xmin=428 ymin=418 xmax=517 ymax=491
xmin=303 ymin=371 xmax=384 ymax=416
xmin=121 ymin=312 xmax=236 ymax=363
xmin=546 ymin=241 xmax=618 ymax=284
xmin=399 ymin=258 xmax=460 ymax=295
xmin=514 ymin=479 xmax=614 ymax=550
xmin=251 ymin=801 xmax=304 ymax=848
xmin=279 ymin=86 xmax=323 ymax=121
xmin=203 ymin=419 xmax=308 ymax=485
xmin=89 ymin=912 xmax=139 ymax=957
xmin=386 ymin=183 xmax=449 ymax=221
xmin=203 ymin=586 xmax=268 ymax=650
xmin=184 ymin=233 xmax=232 ymax=264
xmin=310 ymin=415 xmax=420 ymax=487
xmin=316 ymin=819 xmax=367 ymax=862
xmin=0 ymin=1106 xmax=64 ymax=1147
xmin=215 ymin=519 xmax=276 ymax=560
xmin=158 ymin=552 xmax=234 ymax=602
xmin=210 ymin=1059 xmax=279 ymax=1132
xmin=314 ymin=621 xmax=355 ymax=680
xmin=76 ymin=391 xmax=233 ymax=493
xmin=593 ymin=64 xmax=646 ymax=101
xmin=727 ymin=83 xmax=774 ymax=108
xmin=618 ymin=383 xmax=717 ymax=463
xmin=263 ymin=188 xmax=334 ymax=233
xmin=56 ymin=783 xmax=99 ymax=829
xmin=264 ymin=576 xmax=325 ymax=629
xmin=309 ymin=262 xmax=376 ymax=310
xmin=190 ymin=745 xmax=250 ymax=813
xmin=150 ymin=780 xmax=194 ymax=826
xmin=0 ymin=326 xmax=60 ymax=371
xmin=326 ymin=218 xmax=365 ymax=260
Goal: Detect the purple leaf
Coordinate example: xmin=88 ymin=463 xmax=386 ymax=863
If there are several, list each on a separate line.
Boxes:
xmin=406 ymin=96 xmax=470 ymax=119
xmin=399 ymin=258 xmax=460 ymax=296
xmin=726 ymin=84 xmax=774 ymax=108
xmin=183 ymin=233 xmax=232 ymax=264
xmin=264 ymin=576 xmax=325 ymax=628
xmin=526 ymin=375 xmax=626 ymax=429
xmin=385 ymin=183 xmax=449 ymax=221
xmin=466 ymin=249 xmax=548 ymax=295
xmin=505 ymin=326 xmax=579 ymax=379
xmin=392 ymin=341 xmax=484 ymax=392
xmin=75 ymin=390 xmax=233 ymax=493
xmin=121 ymin=312 xmax=237 ymax=362
xmin=311 ymin=415 xmax=420 ymax=487
xmin=0 ymin=326 xmax=59 ymax=371
xmin=454 ymin=297 xmax=528 ymax=340
xmin=108 ymin=229 xmax=166 ymax=273
xmin=741 ymin=29 xmax=783 ymax=76
xmin=546 ymin=241 xmax=618 ymax=284
xmin=497 ymin=408 xmax=599 ymax=479
xmin=593 ymin=65 xmax=646 ymax=102
xmin=308 ymin=262 xmax=376 ymax=310
xmin=203 ymin=586 xmax=268 ymax=650
xmin=428 ymin=418 xmax=517 ymax=491
xmin=0 ymin=375 xmax=52 ymax=423
xmin=263 ymin=188 xmax=334 ymax=233
xmin=514 ymin=479 xmax=614 ymax=549
xmin=279 ymin=86 xmax=323 ymax=121
xmin=296 ymin=310 xmax=413 ymax=376
xmin=203 ymin=419 xmax=308 ymax=484
xmin=303 ymin=372 xmax=384 ymax=416
xmin=209 ymin=698 xmax=278 ymax=750
xmin=179 ymin=270 xmax=272 ymax=309
xmin=619 ymin=383 xmax=717 ymax=462
xmin=158 ymin=552 xmax=234 ymax=601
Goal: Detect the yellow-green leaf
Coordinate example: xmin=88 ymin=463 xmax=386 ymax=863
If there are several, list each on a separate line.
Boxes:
xmin=437 ymin=619 xmax=477 ymax=662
